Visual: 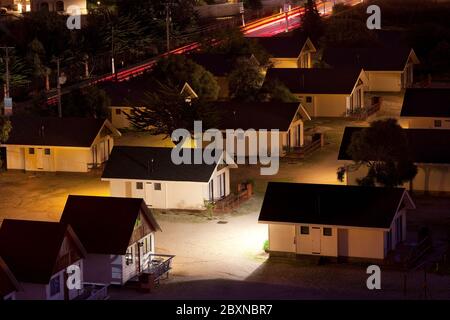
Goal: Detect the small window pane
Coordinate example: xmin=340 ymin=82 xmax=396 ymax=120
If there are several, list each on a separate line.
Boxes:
xmin=136 ymin=182 xmax=143 ymax=190
xmin=154 ymin=183 xmax=161 ymax=191
xmin=323 ymin=228 xmax=332 ymax=236
xmin=29 ymin=148 xmax=35 ymax=155
xmin=45 ymin=148 xmax=51 ymax=155
xmin=300 ymin=226 xmax=309 ymax=235
xmin=115 ymin=109 xmax=121 ymax=115
xmin=306 ymin=96 xmax=312 ymax=103
xmin=434 ymin=120 xmax=442 ymax=127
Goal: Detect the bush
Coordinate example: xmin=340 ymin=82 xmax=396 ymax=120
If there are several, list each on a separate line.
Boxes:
xmin=263 ymin=240 xmax=269 ymax=252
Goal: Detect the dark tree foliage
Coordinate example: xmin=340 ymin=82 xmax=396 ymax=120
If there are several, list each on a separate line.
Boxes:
xmin=203 ymin=27 xmax=271 ymax=66
xmin=259 ymin=79 xmax=298 ymax=103
xmin=115 ymin=0 xmax=198 ymax=31
xmin=228 ymin=57 xmax=264 ymax=101
xmin=244 ymin=0 xmax=263 ymax=10
xmin=301 ymin=0 xmax=324 ymax=42
xmin=0 ymin=115 xmax=12 ymax=169
xmin=339 ymin=119 xmax=418 ymax=187
xmin=151 ymin=55 xmax=220 ymax=101
xmin=126 ymin=82 xmax=219 ymax=137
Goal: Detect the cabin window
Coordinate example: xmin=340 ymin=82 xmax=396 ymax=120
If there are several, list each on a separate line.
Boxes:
xmin=154 ymin=183 xmax=162 ymax=191
xmin=434 ymin=120 xmax=442 ymax=127
xmin=45 ymin=148 xmax=51 ymax=155
xmin=125 ymin=247 xmax=133 ymax=265
xmin=306 ymin=96 xmax=312 ymax=103
xmin=28 ymin=148 xmax=35 ymax=155
xmin=143 ymin=236 xmax=152 ymax=254
xmin=323 ymin=228 xmax=332 ymax=236
xmin=115 ymin=109 xmax=121 ymax=115
xmin=300 ymin=226 xmax=309 ymax=235
xmin=49 ymin=275 xmax=61 ymax=296
xmin=136 ymin=182 xmax=143 ymax=190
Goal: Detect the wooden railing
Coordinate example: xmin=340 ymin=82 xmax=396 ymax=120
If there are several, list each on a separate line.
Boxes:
xmin=284 ymin=133 xmax=323 ymax=159
xmin=405 ymin=236 xmax=432 ymax=270
xmin=145 ymin=254 xmax=175 ymax=280
xmin=214 ymin=187 xmax=252 ymax=212
xmin=347 ymin=104 xmax=380 ymax=120
xmin=74 ymin=283 xmax=109 ymax=300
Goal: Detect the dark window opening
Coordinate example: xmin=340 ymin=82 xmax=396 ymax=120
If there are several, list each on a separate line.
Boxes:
xmin=300 ymin=226 xmax=309 ymax=235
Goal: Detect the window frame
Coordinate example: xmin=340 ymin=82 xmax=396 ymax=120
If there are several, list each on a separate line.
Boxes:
xmin=434 ymin=120 xmax=442 ymax=127
xmin=136 ymin=182 xmax=143 ymax=190
xmin=49 ymin=274 xmax=61 ymax=296
xmin=323 ymin=227 xmax=332 ymax=237
xmin=300 ymin=226 xmax=310 ymax=235
xmin=125 ymin=247 xmax=134 ymax=265
xmin=44 ymin=148 xmax=51 ymax=155
xmin=154 ymin=183 xmax=162 ymax=191
xmin=28 ymin=148 xmax=35 ymax=155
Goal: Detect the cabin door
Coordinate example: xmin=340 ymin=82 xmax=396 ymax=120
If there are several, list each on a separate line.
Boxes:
xmin=311 ymin=227 xmax=321 ymax=254
xmin=36 ymin=148 xmax=44 ymax=170
xmin=145 ymin=182 xmax=166 ymax=208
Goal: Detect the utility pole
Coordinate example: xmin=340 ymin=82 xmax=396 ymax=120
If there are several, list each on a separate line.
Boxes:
xmin=165 ymin=2 xmax=171 ymax=53
xmin=283 ymin=2 xmax=289 ymax=33
xmin=240 ymin=2 xmax=245 ymax=27
xmin=1 ymin=46 xmax=14 ymax=115
xmin=56 ymin=58 xmax=62 ymax=118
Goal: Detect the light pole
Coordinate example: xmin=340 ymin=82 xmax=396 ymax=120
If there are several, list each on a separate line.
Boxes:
xmin=111 ymin=26 xmax=115 ymax=76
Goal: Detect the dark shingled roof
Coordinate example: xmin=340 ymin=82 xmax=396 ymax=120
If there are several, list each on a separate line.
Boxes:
xmin=0 ymin=220 xmax=83 ymax=284
xmin=338 ymin=127 xmax=450 ymax=164
xmin=187 ymin=53 xmax=236 ymax=77
xmin=100 ymin=77 xmax=195 ymax=107
xmin=259 ymin=182 xmax=406 ymax=229
xmin=100 ymin=77 xmax=160 ymax=106
xmin=253 ymin=33 xmax=311 ymax=58
xmin=102 ymin=146 xmax=221 ymax=182
xmin=401 ymin=88 xmax=450 ymax=118
xmin=211 ymin=101 xmax=304 ymax=131
xmin=322 ymin=47 xmax=414 ymax=71
xmin=264 ymin=68 xmax=362 ymax=94
xmin=60 ymin=195 xmax=161 ymax=255
xmin=4 ymin=116 xmax=107 ymax=147
xmin=0 ymin=256 xmax=20 ymax=298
